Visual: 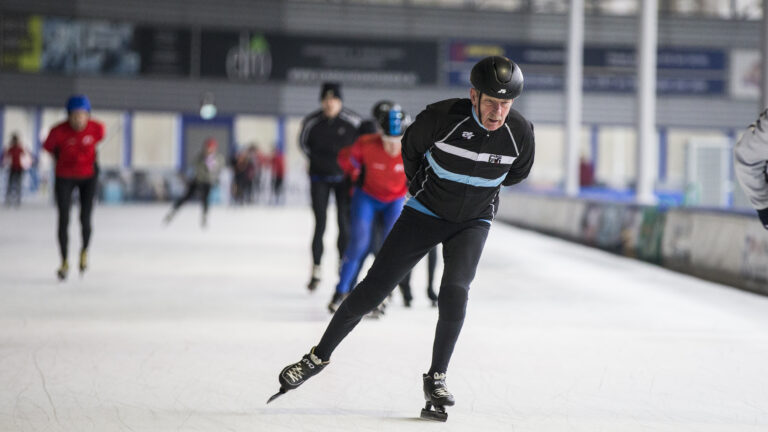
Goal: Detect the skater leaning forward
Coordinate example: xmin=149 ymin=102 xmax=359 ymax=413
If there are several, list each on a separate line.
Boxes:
xmin=328 ymin=101 xmax=409 ymax=314
xmin=43 ymin=95 xmax=105 ymax=281
xmin=164 ymin=137 xmax=224 ymax=228
xmin=270 ymin=56 xmax=535 ymax=421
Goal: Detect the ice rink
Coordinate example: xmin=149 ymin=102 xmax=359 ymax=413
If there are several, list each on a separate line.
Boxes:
xmin=2 ymin=202 xmax=768 ymax=431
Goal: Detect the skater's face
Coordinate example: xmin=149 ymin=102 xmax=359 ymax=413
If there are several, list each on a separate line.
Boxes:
xmin=470 ymin=89 xmax=513 ymax=131
xmin=321 ymin=96 xmax=342 ymax=119
xmin=68 ymin=110 xmax=89 ymax=132
xmin=382 ymin=136 xmax=402 ymax=156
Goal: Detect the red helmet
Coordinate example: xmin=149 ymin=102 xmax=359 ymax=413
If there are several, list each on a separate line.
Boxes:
xmin=205 ymin=138 xmax=218 ymax=150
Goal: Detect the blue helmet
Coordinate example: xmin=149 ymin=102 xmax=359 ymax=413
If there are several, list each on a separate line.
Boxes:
xmin=66 ymin=95 xmax=91 ymax=113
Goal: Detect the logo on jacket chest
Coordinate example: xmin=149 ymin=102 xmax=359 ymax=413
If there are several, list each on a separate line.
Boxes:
xmin=488 ymin=154 xmax=502 ymax=164
xmin=461 ymin=131 xmax=474 ymax=140
xmin=68 ymin=136 xmax=94 ymax=146
xmin=372 ymin=162 xmax=403 ymax=172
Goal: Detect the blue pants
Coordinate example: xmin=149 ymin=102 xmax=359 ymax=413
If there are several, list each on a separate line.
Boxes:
xmin=336 ymin=189 xmax=404 ymax=294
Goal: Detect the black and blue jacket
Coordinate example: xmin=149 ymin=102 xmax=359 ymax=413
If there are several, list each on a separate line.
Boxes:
xmin=402 ymin=98 xmax=535 ymax=223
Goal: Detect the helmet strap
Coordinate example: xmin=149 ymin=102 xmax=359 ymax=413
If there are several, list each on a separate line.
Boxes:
xmin=475 ymin=92 xmax=483 ymax=122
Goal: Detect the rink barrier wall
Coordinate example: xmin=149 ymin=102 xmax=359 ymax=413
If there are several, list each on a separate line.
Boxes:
xmin=496 ymin=191 xmax=768 ymax=295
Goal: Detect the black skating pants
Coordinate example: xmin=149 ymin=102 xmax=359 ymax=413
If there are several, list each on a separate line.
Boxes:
xmin=55 ymin=175 xmax=97 ymax=261
xmin=309 ymin=179 xmax=350 ymax=266
xmin=314 ymin=207 xmax=490 ymax=375
xmin=397 ymin=246 xmax=439 ymax=302
xmin=6 ymin=169 xmax=22 ymax=205
xmin=174 ymin=180 xmax=211 ymax=215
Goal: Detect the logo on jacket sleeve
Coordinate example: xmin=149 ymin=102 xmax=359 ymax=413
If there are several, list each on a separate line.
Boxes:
xmin=488 ymin=154 xmax=502 ymax=164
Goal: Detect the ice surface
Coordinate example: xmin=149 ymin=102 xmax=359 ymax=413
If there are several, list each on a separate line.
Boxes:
xmin=1 ymin=203 xmax=768 ymax=431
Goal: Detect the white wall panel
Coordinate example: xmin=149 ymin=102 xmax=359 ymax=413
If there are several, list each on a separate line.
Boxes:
xmin=131 ymin=112 xmax=178 ymax=169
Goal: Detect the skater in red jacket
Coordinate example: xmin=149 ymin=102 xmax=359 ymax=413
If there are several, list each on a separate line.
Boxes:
xmin=3 ymin=133 xmax=31 ymax=206
xmin=326 ymin=102 xmax=409 ymax=313
xmin=43 ymin=95 xmax=105 ymax=280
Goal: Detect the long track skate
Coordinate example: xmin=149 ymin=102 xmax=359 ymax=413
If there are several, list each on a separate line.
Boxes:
xmin=420 ymin=401 xmax=448 ymax=421
xmin=419 ymin=372 xmax=454 ymax=422
xmin=266 ymin=347 xmax=327 ymax=404
xmin=266 ymin=387 xmax=287 ymax=404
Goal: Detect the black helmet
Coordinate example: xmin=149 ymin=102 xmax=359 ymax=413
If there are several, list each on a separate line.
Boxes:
xmin=371 ymin=100 xmax=395 ymax=119
xmin=372 ymin=100 xmax=407 ymax=137
xmin=470 ymin=56 xmax=524 ymax=100
xmin=357 ymin=119 xmax=378 ymax=135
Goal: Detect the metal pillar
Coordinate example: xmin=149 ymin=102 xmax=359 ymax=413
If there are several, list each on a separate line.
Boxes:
xmin=564 ymin=0 xmax=584 ymax=197
xmin=636 ymin=0 xmax=659 ymax=205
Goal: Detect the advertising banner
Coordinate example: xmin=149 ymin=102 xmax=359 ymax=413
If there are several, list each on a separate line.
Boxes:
xmin=447 ymin=41 xmax=727 ymax=95
xmin=134 ymin=27 xmax=191 ymax=76
xmin=40 ymin=17 xmax=139 ymax=75
xmin=201 ymin=31 xmax=437 ymax=86
xmin=0 ymin=14 xmax=43 ymax=73
xmin=2 ymin=15 xmax=190 ymax=77
xmin=200 ymin=31 xmax=272 ymax=81
xmin=730 ymin=49 xmax=761 ymax=100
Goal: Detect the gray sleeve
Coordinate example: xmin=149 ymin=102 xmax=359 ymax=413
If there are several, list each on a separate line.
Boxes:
xmin=734 ymin=109 xmax=768 ymax=210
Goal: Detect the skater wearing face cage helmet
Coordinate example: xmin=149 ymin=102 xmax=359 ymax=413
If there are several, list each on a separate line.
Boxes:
xmin=328 ymin=101 xmax=409 ymax=315
xmin=268 ymin=56 xmax=535 ymax=422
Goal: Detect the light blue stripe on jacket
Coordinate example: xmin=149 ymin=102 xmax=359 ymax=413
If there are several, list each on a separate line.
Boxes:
xmin=426 ymin=151 xmax=506 ymax=188
xmin=405 ymin=197 xmax=440 ymax=218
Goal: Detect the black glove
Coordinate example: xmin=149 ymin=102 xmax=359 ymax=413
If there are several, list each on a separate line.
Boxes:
xmin=758 ymin=208 xmax=768 ymax=230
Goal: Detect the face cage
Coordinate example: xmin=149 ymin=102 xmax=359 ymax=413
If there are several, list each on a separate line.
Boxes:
xmin=384 ymin=109 xmax=404 ymax=137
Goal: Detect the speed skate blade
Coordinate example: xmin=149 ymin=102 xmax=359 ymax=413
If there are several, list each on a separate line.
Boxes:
xmin=266 ymin=388 xmax=286 ymax=404
xmin=420 ymin=408 xmax=448 ymax=422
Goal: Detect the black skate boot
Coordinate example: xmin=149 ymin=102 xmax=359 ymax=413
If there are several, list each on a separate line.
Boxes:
xmin=399 ymin=282 xmax=413 ymax=308
xmin=56 ymin=260 xmax=69 ymax=281
xmin=267 ymin=347 xmax=328 ymax=403
xmin=328 ymin=291 xmax=347 ymax=313
xmin=79 ymin=249 xmax=88 ymax=274
xmin=162 ymin=209 xmax=177 ymax=225
xmin=427 ymin=288 xmax=438 ymax=307
xmin=365 ymin=302 xmax=386 ymax=319
xmin=307 ymin=265 xmax=321 ymax=292
xmin=420 ymin=372 xmax=455 ymax=422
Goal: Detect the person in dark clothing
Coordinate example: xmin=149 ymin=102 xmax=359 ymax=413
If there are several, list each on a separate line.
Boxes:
xmin=299 ymin=82 xmax=362 ymax=291
xmin=270 ymin=56 xmax=535 ymax=420
xmin=232 ymin=146 xmax=254 ymax=205
xmin=43 ymin=95 xmax=105 ymax=280
xmin=164 ymin=137 xmax=224 ymax=228
xmin=270 ymin=146 xmax=285 ymax=205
